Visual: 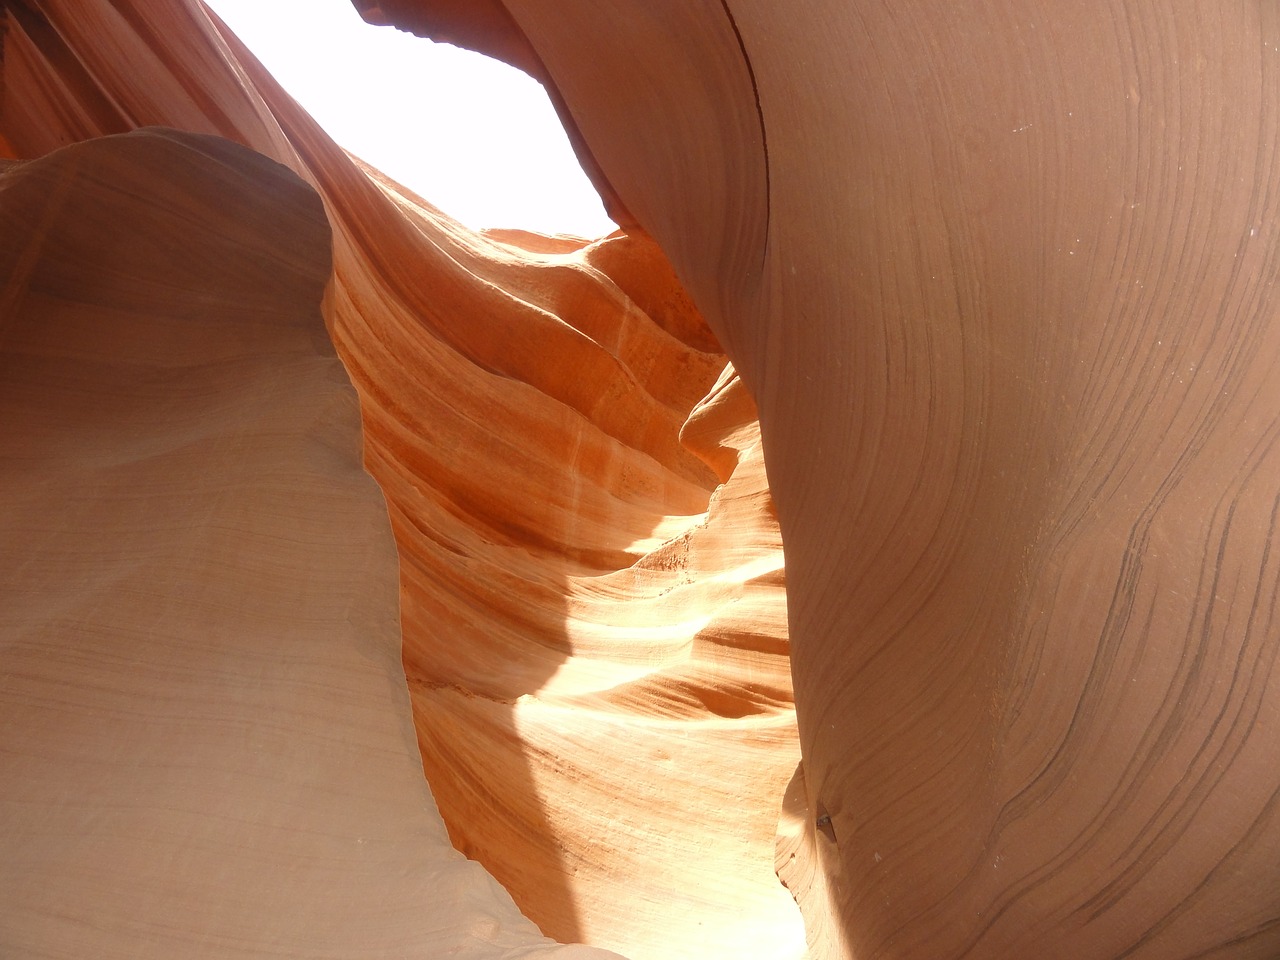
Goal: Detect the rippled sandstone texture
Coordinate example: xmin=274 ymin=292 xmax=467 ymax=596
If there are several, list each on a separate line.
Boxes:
xmin=0 ymin=125 xmax=627 ymax=960
xmin=3 ymin=2 xmax=1280 ymax=960
xmin=361 ymin=2 xmax=1280 ymax=959
xmin=0 ymin=1 xmax=801 ymax=958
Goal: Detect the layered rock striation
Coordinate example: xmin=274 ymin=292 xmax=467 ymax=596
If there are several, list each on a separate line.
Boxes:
xmin=0 ymin=2 xmax=802 ymax=958
xmin=4 ymin=1 xmax=1280 ymax=959
xmin=369 ymin=3 xmax=1280 ymax=959
xmin=0 ymin=123 xmax=624 ymax=960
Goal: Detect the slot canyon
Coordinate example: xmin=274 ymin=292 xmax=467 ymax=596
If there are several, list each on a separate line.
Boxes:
xmin=1 ymin=2 xmax=1278 ymax=959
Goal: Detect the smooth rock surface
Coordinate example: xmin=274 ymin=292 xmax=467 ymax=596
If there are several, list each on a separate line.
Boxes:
xmin=367 ymin=2 xmax=1280 ymax=959
xmin=1 ymin=2 xmax=804 ymax=959
xmin=7 ymin=0 xmax=1278 ymax=958
xmin=0 ymin=125 xmax=617 ymax=960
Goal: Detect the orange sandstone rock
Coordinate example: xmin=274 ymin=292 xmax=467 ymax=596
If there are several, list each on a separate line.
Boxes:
xmin=0 ymin=2 xmax=803 ymax=959
xmin=0 ymin=125 xmax=618 ymax=960
xmin=369 ymin=2 xmax=1280 ymax=958
xmin=11 ymin=1 xmax=1277 ymax=958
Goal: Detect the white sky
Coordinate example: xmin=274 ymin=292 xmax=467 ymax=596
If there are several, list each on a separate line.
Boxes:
xmin=203 ymin=0 xmax=615 ymax=238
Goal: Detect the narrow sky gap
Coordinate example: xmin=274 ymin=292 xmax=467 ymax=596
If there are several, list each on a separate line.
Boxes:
xmin=203 ymin=0 xmax=616 ymax=238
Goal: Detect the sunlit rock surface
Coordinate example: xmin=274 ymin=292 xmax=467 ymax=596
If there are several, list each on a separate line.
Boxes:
xmin=366 ymin=2 xmax=1280 ymax=959
xmin=0 ymin=123 xmax=629 ymax=960
xmin=0 ymin=2 xmax=801 ymax=959
xmin=6 ymin=2 xmax=1280 ymax=960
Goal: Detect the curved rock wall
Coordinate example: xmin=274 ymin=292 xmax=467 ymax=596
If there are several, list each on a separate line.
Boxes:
xmin=0 ymin=124 xmax=622 ymax=960
xmin=5 ymin=1 xmax=1279 ymax=959
xmin=0 ymin=2 xmax=803 ymax=958
xmin=370 ymin=2 xmax=1280 ymax=959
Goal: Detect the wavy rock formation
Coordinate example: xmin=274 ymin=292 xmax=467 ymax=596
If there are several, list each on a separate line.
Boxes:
xmin=0 ymin=2 xmax=802 ymax=959
xmin=0 ymin=124 xmax=620 ymax=960
xmin=366 ymin=3 xmax=1280 ymax=959
xmin=4 ymin=2 xmax=1280 ymax=960
xmin=342 ymin=192 xmax=804 ymax=956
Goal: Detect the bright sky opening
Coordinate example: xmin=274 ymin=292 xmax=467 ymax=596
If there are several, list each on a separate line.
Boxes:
xmin=203 ymin=0 xmax=616 ymax=238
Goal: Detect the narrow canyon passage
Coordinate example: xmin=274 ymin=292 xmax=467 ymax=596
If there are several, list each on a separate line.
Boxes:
xmin=418 ymin=2 xmax=1280 ymax=957
xmin=3 ymin=2 xmax=1279 ymax=959
xmin=0 ymin=2 xmax=806 ymax=958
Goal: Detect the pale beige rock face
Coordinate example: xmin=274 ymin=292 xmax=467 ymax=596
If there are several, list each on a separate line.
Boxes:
xmin=0 ymin=3 xmax=804 ymax=960
xmin=0 ymin=126 xmax=621 ymax=960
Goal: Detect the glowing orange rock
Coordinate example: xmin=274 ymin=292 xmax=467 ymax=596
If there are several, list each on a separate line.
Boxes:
xmin=366 ymin=2 xmax=1280 ymax=958
xmin=0 ymin=2 xmax=802 ymax=958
